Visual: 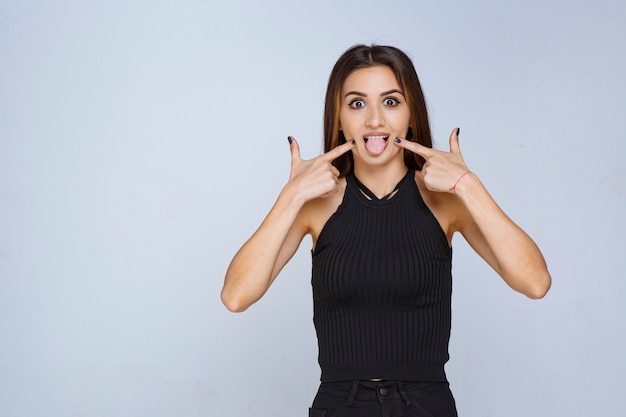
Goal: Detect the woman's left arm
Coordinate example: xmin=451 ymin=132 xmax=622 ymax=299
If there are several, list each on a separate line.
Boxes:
xmin=452 ymin=171 xmax=551 ymax=298
xmin=394 ymin=129 xmax=551 ymax=299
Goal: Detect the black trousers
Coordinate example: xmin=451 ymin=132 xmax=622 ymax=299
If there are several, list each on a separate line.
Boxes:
xmin=309 ymin=380 xmax=458 ymax=417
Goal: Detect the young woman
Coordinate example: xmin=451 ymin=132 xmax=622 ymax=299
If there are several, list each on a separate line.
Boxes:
xmin=221 ymin=44 xmax=551 ymax=417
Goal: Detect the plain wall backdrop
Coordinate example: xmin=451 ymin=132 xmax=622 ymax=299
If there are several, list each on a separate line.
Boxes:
xmin=1 ymin=0 xmax=625 ymax=416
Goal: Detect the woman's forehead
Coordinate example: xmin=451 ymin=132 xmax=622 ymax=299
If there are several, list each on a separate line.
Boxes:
xmin=342 ymin=66 xmax=402 ymax=95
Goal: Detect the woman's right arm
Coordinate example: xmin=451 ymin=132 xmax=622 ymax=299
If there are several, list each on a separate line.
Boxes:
xmin=221 ymin=137 xmax=355 ymax=312
xmin=221 ymin=185 xmax=308 ymax=312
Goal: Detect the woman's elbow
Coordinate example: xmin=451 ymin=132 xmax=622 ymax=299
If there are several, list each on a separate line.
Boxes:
xmin=524 ymin=270 xmax=552 ymax=300
xmin=221 ymin=289 xmax=251 ymax=313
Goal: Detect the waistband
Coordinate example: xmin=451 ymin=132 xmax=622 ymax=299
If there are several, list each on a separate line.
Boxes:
xmin=317 ymin=380 xmax=450 ymax=406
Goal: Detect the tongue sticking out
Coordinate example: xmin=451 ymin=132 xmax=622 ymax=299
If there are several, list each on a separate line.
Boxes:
xmin=365 ymin=137 xmax=387 ymax=155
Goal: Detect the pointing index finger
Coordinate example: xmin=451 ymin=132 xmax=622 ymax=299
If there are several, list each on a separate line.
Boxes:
xmin=322 ymin=140 xmax=356 ymax=162
xmin=393 ymin=137 xmax=436 ymax=159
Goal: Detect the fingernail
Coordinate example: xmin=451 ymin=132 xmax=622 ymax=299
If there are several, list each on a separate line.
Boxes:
xmin=351 ymin=140 xmax=356 ymax=145
xmin=394 ymin=138 xmax=401 ymax=143
xmin=287 ymin=136 xmax=292 ymax=144
xmin=456 ymin=128 xmax=460 ymax=137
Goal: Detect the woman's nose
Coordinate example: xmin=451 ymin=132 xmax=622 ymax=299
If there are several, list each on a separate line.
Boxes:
xmin=366 ymin=105 xmax=385 ymax=128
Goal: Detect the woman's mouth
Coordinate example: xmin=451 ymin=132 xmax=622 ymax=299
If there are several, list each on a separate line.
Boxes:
xmin=364 ymin=135 xmax=389 ymax=155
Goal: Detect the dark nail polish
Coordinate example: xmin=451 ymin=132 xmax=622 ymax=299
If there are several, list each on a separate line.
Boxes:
xmin=287 ymin=136 xmax=292 ymax=144
xmin=351 ymin=140 xmax=356 ymax=145
xmin=456 ymin=128 xmax=460 ymax=137
xmin=394 ymin=138 xmax=401 ymax=143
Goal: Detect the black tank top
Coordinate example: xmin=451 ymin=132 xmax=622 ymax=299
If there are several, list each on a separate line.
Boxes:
xmin=311 ymin=169 xmax=452 ymax=382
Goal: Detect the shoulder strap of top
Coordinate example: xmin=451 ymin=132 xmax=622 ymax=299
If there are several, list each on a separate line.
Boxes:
xmin=348 ymin=169 xmax=414 ymax=201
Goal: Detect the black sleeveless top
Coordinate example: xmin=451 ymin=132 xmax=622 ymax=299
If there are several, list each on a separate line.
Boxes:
xmin=311 ymin=169 xmax=453 ymax=382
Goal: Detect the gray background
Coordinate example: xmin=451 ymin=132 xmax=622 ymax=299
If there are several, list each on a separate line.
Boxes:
xmin=1 ymin=0 xmax=624 ymax=416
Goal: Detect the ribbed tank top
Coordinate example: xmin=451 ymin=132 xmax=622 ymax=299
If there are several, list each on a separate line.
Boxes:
xmin=311 ymin=169 xmax=452 ymax=382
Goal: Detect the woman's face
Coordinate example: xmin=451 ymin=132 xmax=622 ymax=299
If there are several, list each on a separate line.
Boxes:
xmin=339 ymin=65 xmax=410 ymax=166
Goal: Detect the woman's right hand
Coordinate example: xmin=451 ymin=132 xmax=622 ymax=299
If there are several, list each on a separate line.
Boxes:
xmin=287 ymin=136 xmax=356 ymax=202
xmin=221 ymin=137 xmax=355 ymax=312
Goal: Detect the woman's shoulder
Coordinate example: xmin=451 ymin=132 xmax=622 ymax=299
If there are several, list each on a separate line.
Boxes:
xmin=412 ymin=170 xmax=463 ymax=240
xmin=299 ymin=176 xmax=347 ymax=242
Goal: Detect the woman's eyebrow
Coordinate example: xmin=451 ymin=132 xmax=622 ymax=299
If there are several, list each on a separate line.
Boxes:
xmin=381 ymin=89 xmax=404 ymax=96
xmin=344 ymin=89 xmax=405 ymax=98
xmin=344 ymin=90 xmax=366 ymax=98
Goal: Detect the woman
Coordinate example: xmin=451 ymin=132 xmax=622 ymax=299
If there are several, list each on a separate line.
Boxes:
xmin=221 ymin=44 xmax=551 ymax=417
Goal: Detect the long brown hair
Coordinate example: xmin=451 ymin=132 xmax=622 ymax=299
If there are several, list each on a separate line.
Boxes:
xmin=323 ymin=44 xmax=433 ymax=176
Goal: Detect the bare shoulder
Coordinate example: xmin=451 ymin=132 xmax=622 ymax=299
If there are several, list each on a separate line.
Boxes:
xmin=299 ymin=176 xmax=347 ymax=245
xmin=413 ymin=170 xmax=464 ymax=243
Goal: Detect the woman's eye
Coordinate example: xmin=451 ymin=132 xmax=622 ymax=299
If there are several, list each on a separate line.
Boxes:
xmin=349 ymin=99 xmax=365 ymax=109
xmin=384 ymin=97 xmax=399 ymax=106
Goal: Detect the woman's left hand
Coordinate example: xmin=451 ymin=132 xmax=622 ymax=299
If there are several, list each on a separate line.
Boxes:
xmin=394 ymin=128 xmax=469 ymax=194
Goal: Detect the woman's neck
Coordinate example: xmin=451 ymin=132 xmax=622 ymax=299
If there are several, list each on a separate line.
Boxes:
xmin=353 ymin=159 xmax=409 ymax=199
